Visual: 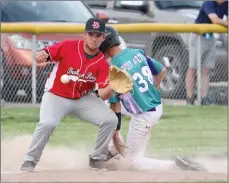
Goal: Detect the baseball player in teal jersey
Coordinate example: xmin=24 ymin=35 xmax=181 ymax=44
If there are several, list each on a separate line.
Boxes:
xmin=99 ymin=26 xmax=206 ymax=171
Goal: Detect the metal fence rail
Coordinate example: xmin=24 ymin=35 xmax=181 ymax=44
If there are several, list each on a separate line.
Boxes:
xmin=1 ymin=24 xmax=228 ymax=106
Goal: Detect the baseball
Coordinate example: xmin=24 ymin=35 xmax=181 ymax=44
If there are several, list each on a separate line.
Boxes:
xmin=60 ymin=74 xmax=70 ymax=84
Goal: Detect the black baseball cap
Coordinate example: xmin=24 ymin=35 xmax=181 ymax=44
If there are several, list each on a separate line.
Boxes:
xmin=84 ymin=17 xmax=106 ymax=33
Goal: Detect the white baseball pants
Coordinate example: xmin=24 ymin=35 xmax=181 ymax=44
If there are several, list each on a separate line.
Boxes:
xmin=109 ymin=103 xmax=175 ymax=171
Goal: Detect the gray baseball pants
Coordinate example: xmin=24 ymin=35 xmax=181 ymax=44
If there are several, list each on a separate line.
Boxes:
xmin=24 ymin=91 xmax=118 ymax=164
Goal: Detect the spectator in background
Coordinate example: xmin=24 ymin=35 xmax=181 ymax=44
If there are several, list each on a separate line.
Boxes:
xmin=185 ymin=0 xmax=228 ymax=105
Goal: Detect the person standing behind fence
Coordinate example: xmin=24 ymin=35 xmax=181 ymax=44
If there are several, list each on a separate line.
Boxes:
xmin=20 ymin=17 xmax=118 ymax=172
xmin=185 ymin=0 xmax=228 ymax=105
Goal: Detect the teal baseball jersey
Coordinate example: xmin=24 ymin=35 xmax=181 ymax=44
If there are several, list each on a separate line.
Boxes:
xmin=109 ymin=48 xmax=164 ymax=114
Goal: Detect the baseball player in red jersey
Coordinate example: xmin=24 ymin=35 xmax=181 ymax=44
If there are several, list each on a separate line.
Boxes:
xmin=20 ymin=18 xmax=118 ymax=172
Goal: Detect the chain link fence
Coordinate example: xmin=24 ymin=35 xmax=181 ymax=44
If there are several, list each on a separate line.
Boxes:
xmin=121 ymin=32 xmax=228 ymax=105
xmin=1 ymin=32 xmax=228 ymax=106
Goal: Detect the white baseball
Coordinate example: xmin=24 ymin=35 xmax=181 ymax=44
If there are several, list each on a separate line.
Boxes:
xmin=60 ymin=74 xmax=70 ymax=84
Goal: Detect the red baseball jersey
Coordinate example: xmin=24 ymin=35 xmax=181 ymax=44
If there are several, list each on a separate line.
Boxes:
xmin=43 ymin=40 xmax=109 ymax=99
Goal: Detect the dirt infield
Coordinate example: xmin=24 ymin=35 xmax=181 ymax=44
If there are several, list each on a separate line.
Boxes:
xmin=1 ymin=135 xmax=227 ymax=182
xmin=1 ymin=169 xmax=227 ymax=182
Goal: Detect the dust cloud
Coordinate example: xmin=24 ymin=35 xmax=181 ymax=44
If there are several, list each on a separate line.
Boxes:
xmin=193 ymin=156 xmax=227 ymax=173
xmin=1 ymin=135 xmax=91 ymax=173
xmin=1 ymin=135 xmax=227 ymax=173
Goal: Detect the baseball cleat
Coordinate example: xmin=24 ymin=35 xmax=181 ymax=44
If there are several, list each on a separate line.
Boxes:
xmin=89 ymin=157 xmax=108 ymax=170
xmin=20 ymin=161 xmax=36 ymax=172
xmin=175 ymin=156 xmax=208 ymax=171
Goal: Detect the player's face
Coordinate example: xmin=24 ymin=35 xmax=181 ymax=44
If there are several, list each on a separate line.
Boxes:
xmin=84 ymin=32 xmax=105 ymax=51
xmin=104 ymin=49 xmax=113 ymax=59
xmin=104 ymin=52 xmax=110 ymax=59
xmin=105 ymin=54 xmax=112 ymax=63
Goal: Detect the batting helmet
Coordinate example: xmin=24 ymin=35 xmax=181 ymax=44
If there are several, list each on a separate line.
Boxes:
xmin=100 ymin=26 xmax=121 ymax=53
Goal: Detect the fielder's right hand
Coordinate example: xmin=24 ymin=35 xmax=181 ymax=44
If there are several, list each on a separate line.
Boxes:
xmin=35 ymin=50 xmax=50 ymax=63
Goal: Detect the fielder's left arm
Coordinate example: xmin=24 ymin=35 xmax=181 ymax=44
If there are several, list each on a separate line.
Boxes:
xmin=98 ymin=86 xmax=114 ymax=100
xmin=96 ymin=60 xmax=115 ymax=100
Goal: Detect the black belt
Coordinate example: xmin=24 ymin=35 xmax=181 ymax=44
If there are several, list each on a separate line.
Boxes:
xmin=147 ymin=107 xmax=156 ymax=112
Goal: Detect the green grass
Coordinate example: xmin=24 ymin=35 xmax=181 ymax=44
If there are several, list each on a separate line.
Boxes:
xmin=1 ymin=105 xmax=227 ymax=157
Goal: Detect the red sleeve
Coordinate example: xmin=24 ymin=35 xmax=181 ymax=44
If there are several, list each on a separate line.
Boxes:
xmin=96 ymin=60 xmax=109 ymax=89
xmin=43 ymin=41 xmax=67 ymax=62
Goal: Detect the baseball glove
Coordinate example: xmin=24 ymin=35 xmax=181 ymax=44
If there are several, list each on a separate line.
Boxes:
xmin=109 ymin=66 xmax=133 ymax=94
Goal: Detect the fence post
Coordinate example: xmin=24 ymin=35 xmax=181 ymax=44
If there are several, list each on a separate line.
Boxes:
xmin=31 ymin=34 xmax=37 ymax=106
xmin=196 ymin=35 xmax=201 ymax=105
